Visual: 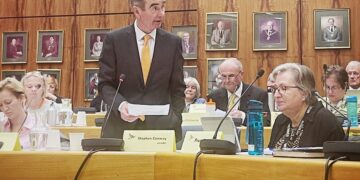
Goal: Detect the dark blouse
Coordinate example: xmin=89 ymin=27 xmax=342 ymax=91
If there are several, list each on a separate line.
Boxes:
xmin=268 ymin=101 xmax=345 ymax=149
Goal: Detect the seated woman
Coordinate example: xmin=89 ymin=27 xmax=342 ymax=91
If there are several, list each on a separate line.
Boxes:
xmin=0 ymin=78 xmax=35 ymax=149
xmin=183 ymin=77 xmax=206 ymax=112
xmin=21 ymin=71 xmax=54 ymax=114
xmin=268 ymin=63 xmax=344 ymax=149
xmin=323 ymin=65 xmax=348 ymax=123
xmin=45 ymin=74 xmax=62 ymax=103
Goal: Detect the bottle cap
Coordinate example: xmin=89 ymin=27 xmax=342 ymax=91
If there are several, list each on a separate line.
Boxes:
xmin=347 ymin=96 xmax=358 ymax=103
xmin=207 ymin=98 xmax=215 ymax=104
xmin=247 ymin=100 xmax=263 ymax=111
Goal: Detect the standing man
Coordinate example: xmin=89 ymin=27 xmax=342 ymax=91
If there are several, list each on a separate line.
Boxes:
xmin=42 ymin=36 xmax=58 ymax=57
xmin=211 ymin=20 xmax=231 ymax=46
xmin=323 ymin=17 xmax=341 ymax=42
xmin=99 ymin=0 xmax=185 ymax=141
xmin=181 ymin=32 xmax=194 ymax=54
xmin=207 ymin=58 xmax=271 ymax=126
xmin=346 ymin=61 xmax=360 ymax=90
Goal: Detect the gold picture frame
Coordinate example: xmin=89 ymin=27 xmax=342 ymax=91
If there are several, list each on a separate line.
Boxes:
xmin=84 ymin=68 xmax=99 ymax=101
xmin=1 ymin=31 xmax=28 ymax=64
xmin=84 ymin=28 xmax=111 ymax=62
xmin=253 ymin=11 xmax=287 ymax=51
xmin=314 ymin=8 xmax=350 ymax=49
xmin=205 ymin=12 xmax=238 ymax=51
xmin=36 ymin=30 xmax=64 ymax=63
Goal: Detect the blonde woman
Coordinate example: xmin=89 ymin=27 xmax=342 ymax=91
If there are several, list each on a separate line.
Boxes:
xmin=0 ymin=78 xmax=35 ymax=149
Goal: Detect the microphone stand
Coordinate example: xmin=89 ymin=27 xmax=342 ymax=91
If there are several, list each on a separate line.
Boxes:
xmin=199 ymin=70 xmax=265 ymax=155
xmin=313 ymin=92 xmax=350 ymax=141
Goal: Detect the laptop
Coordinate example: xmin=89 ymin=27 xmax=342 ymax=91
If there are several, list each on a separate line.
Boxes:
xmin=200 ymin=116 xmax=241 ymax=152
xmin=346 ymin=90 xmax=360 ymax=105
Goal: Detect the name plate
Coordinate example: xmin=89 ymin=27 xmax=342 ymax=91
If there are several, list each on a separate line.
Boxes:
xmin=189 ymin=104 xmax=206 ymax=113
xmin=123 ymin=130 xmax=175 ymax=152
xmin=0 ymin=132 xmax=21 ymax=151
xmin=182 ymin=112 xmax=205 ymax=122
xmin=181 ymin=131 xmax=223 ymax=153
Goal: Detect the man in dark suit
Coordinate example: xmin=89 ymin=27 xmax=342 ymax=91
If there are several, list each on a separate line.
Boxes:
xmin=207 ymin=58 xmax=271 ymax=126
xmin=99 ymin=0 xmax=185 ymax=141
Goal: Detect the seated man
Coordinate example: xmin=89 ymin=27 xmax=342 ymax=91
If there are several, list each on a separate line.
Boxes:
xmin=346 ymin=60 xmax=360 ymax=90
xmin=207 ymin=58 xmax=271 ymax=126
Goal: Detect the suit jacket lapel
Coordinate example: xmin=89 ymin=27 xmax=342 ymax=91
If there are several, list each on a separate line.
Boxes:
xmin=240 ymin=83 xmax=251 ymax=110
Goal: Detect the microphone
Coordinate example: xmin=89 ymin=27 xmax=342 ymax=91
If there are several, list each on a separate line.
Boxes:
xmin=312 ymin=91 xmax=350 ymax=141
xmin=102 ymin=73 xmax=126 ymax=135
xmin=82 ymin=74 xmax=126 ymax=151
xmin=199 ymin=69 xmax=265 ymax=155
xmin=316 ymin=91 xmax=360 ymax=161
xmin=323 ymin=64 xmax=328 ymax=109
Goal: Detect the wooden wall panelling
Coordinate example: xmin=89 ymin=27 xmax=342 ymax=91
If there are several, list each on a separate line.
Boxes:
xmin=0 ymin=0 xmax=76 ymax=17
xmin=301 ymin=0 xmax=360 ymax=95
xmin=198 ymin=0 xmax=300 ymax=97
xmin=76 ymin=0 xmax=198 ymax=15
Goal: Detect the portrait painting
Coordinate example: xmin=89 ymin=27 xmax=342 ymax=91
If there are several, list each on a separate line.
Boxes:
xmin=1 ymin=70 xmax=26 ymax=81
xmin=207 ymin=58 xmax=230 ymax=94
xmin=36 ymin=30 xmax=64 ymax=63
xmin=314 ymin=9 xmax=350 ymax=49
xmin=2 ymin=32 xmax=28 ymax=64
xmin=206 ymin=12 xmax=238 ymax=51
xmin=38 ymin=69 xmax=62 ymax=91
xmin=172 ymin=26 xmax=198 ymax=59
xmin=253 ymin=11 xmax=287 ymax=51
xmin=84 ymin=28 xmax=110 ymax=62
xmin=85 ymin=68 xmax=99 ymax=101
xmin=183 ymin=66 xmax=198 ymax=79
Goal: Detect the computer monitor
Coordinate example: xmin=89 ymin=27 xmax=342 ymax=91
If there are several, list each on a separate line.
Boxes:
xmin=200 ymin=116 xmax=241 ymax=152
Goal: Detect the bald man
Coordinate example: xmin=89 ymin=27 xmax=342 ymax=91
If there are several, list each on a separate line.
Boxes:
xmin=346 ymin=61 xmax=360 ymax=90
xmin=207 ymin=58 xmax=271 ymax=126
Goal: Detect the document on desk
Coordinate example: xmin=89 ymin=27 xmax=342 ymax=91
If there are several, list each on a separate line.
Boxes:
xmin=128 ymin=103 xmax=170 ymax=116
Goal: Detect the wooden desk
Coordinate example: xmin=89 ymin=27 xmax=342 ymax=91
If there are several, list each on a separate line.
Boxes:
xmin=51 ymin=125 xmax=360 ymax=149
xmin=1 ymin=152 xmax=359 ymax=179
xmin=0 ymin=151 xmax=155 ymax=179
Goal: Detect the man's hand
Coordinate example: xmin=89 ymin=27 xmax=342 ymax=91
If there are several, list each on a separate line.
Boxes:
xmin=119 ymin=101 xmax=140 ymax=122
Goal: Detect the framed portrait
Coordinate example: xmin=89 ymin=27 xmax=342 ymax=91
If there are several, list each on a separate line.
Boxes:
xmin=253 ymin=11 xmax=287 ymax=51
xmin=172 ymin=25 xmax=198 ymax=59
xmin=314 ymin=9 xmax=350 ymax=49
xmin=1 ymin=70 xmax=26 ymax=81
xmin=1 ymin=32 xmax=28 ymax=64
xmin=84 ymin=28 xmax=111 ymax=62
xmin=84 ymin=68 xmax=99 ymax=101
xmin=36 ymin=30 xmax=64 ymax=63
xmin=38 ymin=69 xmax=62 ymax=91
xmin=207 ymin=58 xmax=230 ymax=95
xmin=183 ymin=66 xmax=198 ymax=79
xmin=206 ymin=12 xmax=238 ymax=51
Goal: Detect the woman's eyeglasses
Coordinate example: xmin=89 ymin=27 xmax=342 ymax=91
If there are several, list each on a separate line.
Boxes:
xmin=270 ymin=85 xmax=300 ymax=95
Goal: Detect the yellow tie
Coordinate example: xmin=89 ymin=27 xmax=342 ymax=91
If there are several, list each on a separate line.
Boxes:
xmin=142 ymin=34 xmax=151 ymax=85
xmin=228 ymin=94 xmax=237 ymax=111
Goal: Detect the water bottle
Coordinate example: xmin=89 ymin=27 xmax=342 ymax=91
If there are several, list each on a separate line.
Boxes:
xmin=247 ymin=100 xmax=264 ymax=155
xmin=30 ymin=112 xmax=48 ymax=151
xmin=347 ymin=96 xmax=358 ymax=127
xmin=47 ymin=102 xmax=57 ymax=126
xmin=206 ymin=98 xmax=216 ymax=113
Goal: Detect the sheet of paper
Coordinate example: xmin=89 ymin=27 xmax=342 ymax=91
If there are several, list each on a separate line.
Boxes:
xmin=128 ymin=103 xmax=170 ymax=116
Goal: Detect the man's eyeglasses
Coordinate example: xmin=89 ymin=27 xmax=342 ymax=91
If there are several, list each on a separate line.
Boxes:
xmin=270 ymin=85 xmax=301 ymax=95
